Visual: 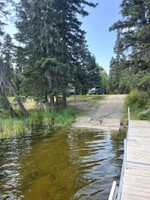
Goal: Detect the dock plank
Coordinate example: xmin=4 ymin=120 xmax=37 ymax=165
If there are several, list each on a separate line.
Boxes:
xmin=122 ymin=188 xmax=150 ymax=198
xmin=121 ymin=193 xmax=150 ymax=200
xmin=122 ymin=184 xmax=150 ymax=193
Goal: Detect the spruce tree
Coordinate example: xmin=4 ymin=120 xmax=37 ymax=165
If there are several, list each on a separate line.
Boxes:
xmin=0 ymin=2 xmax=28 ymax=118
xmin=109 ymin=0 xmax=150 ymax=93
xmin=15 ymin=0 xmax=97 ymax=111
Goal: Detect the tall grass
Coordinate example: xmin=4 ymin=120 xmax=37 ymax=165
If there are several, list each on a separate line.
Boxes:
xmin=0 ymin=119 xmax=30 ymax=138
xmin=0 ymin=108 xmax=81 ymax=139
xmin=42 ymin=108 xmax=80 ymax=127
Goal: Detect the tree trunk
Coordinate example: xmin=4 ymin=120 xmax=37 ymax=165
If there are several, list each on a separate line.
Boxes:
xmin=18 ymin=99 xmax=29 ymax=118
xmin=7 ymin=79 xmax=29 ymax=118
xmin=4 ymin=99 xmax=18 ymax=118
xmin=44 ymin=68 xmax=55 ymax=112
xmin=56 ymin=94 xmax=59 ymax=110
xmin=9 ymin=106 xmax=18 ymax=118
xmin=62 ymin=92 xmax=67 ymax=107
xmin=50 ymin=94 xmax=54 ymax=112
xmin=0 ymin=89 xmax=18 ymax=118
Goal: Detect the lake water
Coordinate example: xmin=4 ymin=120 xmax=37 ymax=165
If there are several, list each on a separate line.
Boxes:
xmin=0 ymin=128 xmax=125 ymax=200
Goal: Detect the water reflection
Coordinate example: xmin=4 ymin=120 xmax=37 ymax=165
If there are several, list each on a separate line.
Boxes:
xmin=0 ymin=128 xmax=125 ymax=200
xmin=0 ymin=137 xmax=31 ymax=199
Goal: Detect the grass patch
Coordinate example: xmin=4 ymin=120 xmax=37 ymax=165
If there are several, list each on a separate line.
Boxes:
xmin=0 ymin=108 xmax=81 ymax=139
xmin=137 ymin=109 xmax=150 ymax=120
xmin=67 ymin=94 xmax=105 ymax=105
xmin=43 ymin=108 xmax=81 ymax=127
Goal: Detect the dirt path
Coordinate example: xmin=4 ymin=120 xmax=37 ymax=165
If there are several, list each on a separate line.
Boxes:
xmin=71 ymin=95 xmax=126 ymax=131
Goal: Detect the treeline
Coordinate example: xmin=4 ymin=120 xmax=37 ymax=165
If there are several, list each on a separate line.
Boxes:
xmin=109 ymin=0 xmax=150 ymax=94
xmin=0 ymin=0 xmax=107 ymax=117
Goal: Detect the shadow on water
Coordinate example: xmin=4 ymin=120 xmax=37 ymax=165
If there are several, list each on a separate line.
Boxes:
xmin=0 ymin=127 xmax=126 ymax=200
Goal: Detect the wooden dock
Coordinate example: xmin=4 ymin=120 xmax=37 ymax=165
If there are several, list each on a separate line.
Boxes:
xmin=109 ymin=117 xmax=150 ymax=200
xmin=119 ymin=120 xmax=150 ymax=200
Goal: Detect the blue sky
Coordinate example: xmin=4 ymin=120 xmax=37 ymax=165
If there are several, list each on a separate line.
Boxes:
xmin=5 ymin=0 xmax=122 ymax=71
xmin=81 ymin=0 xmax=122 ymax=70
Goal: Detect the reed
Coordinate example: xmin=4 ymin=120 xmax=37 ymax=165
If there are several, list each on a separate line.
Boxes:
xmin=0 ymin=108 xmax=81 ymax=139
xmin=0 ymin=118 xmax=30 ymax=139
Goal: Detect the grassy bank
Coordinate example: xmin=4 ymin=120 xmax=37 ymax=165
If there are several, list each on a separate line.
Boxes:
xmin=125 ymin=89 xmax=150 ymax=121
xmin=0 ymin=108 xmax=81 ymax=139
xmin=0 ymin=95 xmax=104 ymax=139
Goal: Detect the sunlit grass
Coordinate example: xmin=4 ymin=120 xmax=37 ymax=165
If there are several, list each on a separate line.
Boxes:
xmin=67 ymin=94 xmax=105 ymax=105
xmin=0 ymin=118 xmax=30 ymax=139
xmin=23 ymin=98 xmax=37 ymax=109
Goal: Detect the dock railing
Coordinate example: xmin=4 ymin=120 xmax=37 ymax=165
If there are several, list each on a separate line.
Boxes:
xmin=108 ymin=107 xmax=130 ymax=200
xmin=108 ymin=181 xmax=118 ymax=200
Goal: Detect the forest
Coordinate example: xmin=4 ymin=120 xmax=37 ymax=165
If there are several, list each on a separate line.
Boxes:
xmin=0 ymin=0 xmax=150 ymax=136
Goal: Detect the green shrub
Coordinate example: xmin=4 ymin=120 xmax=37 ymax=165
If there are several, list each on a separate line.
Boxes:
xmin=28 ymin=110 xmax=44 ymax=125
xmin=138 ymin=109 xmax=150 ymax=120
xmin=0 ymin=97 xmax=11 ymax=119
xmin=126 ymin=89 xmax=149 ymax=109
xmin=125 ymin=89 xmax=150 ymax=120
xmin=42 ymin=111 xmax=55 ymax=127
xmin=0 ymin=106 xmax=11 ymax=119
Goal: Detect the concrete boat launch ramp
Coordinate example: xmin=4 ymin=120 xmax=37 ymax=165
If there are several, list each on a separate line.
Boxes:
xmin=72 ymin=95 xmax=126 ymax=131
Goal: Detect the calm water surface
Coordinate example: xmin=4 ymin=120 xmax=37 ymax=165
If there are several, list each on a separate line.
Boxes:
xmin=0 ymin=128 xmax=125 ymax=200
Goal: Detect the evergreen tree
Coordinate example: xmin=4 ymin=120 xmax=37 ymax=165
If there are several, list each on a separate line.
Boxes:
xmin=0 ymin=2 xmax=8 ymax=36
xmin=109 ymin=0 xmax=150 ymax=93
xmin=2 ymin=34 xmax=14 ymax=76
xmin=86 ymin=55 xmax=102 ymax=88
xmin=99 ymin=68 xmax=108 ymax=93
xmin=0 ymin=2 xmax=28 ymax=118
xmin=110 ymin=0 xmax=150 ymax=64
xmin=15 ymin=0 xmax=97 ymax=111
